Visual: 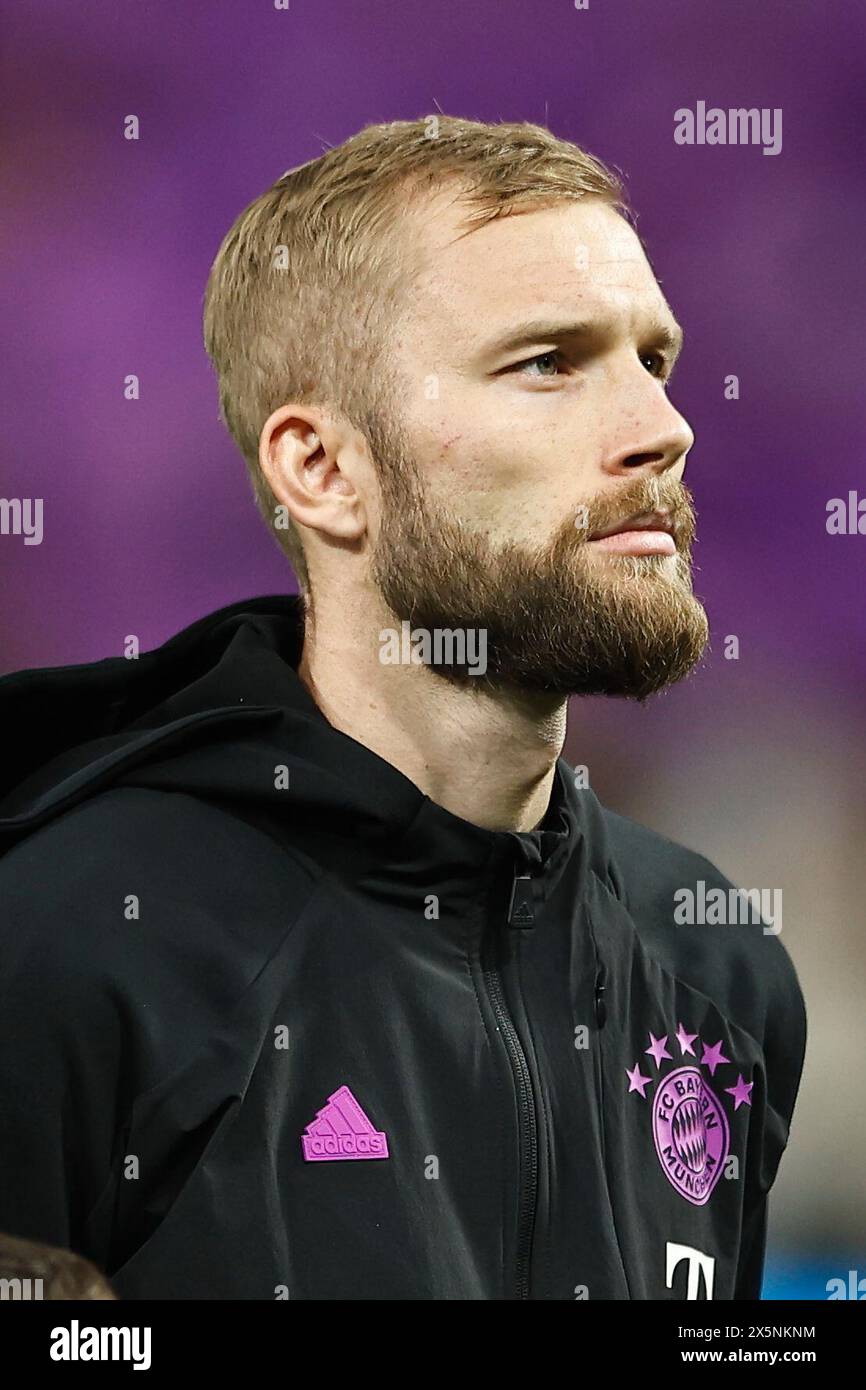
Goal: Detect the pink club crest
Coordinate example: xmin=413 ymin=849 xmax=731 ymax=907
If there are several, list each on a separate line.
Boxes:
xmin=627 ymin=1024 xmax=748 ymax=1206
xmin=652 ymin=1066 xmax=729 ymax=1205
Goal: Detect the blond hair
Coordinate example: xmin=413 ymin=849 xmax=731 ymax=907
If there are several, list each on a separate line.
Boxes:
xmin=203 ymin=116 xmax=629 ymax=595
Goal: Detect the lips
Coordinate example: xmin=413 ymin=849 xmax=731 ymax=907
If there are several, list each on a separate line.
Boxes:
xmin=586 ymin=510 xmax=677 ymax=558
xmin=588 ymin=509 xmax=675 ymax=542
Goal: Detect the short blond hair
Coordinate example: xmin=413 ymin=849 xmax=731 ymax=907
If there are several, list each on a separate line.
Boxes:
xmin=203 ymin=115 xmax=629 ymax=595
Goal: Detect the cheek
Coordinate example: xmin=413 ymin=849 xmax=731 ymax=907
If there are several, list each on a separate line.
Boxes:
xmin=449 ymin=444 xmax=575 ymax=542
xmin=410 ymin=400 xmax=594 ymax=538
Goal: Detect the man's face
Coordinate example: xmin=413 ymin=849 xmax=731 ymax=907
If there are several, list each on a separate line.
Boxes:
xmin=366 ymin=192 xmax=709 ymax=698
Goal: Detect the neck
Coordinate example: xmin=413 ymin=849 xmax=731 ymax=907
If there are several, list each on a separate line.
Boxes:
xmin=296 ymin=591 xmax=567 ymax=833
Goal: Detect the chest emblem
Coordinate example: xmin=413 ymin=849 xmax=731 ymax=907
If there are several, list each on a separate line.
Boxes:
xmin=626 ymin=1026 xmax=752 ymax=1205
xmin=301 ymin=1084 xmax=390 ymax=1162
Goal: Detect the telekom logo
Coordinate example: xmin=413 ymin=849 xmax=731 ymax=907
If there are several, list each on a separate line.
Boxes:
xmin=666 ymin=1241 xmax=716 ymax=1300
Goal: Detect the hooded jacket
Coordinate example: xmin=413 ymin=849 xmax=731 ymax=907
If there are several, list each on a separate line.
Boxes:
xmin=0 ymin=596 xmax=806 ymax=1301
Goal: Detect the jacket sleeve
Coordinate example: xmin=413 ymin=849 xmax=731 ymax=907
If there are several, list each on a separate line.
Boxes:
xmin=0 ymin=838 xmax=122 ymax=1265
xmin=0 ymin=786 xmax=315 ymax=1273
xmin=734 ymin=1192 xmax=769 ymax=1299
xmin=737 ymin=939 xmax=808 ymax=1300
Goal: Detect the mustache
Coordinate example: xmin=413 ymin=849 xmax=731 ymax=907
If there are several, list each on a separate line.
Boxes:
xmin=572 ymin=478 xmax=698 ymax=551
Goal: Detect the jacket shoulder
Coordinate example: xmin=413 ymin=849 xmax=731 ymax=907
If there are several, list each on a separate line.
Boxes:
xmin=0 ymin=786 xmax=322 ymax=1046
xmin=0 ymin=784 xmax=319 ymax=926
xmin=598 ymin=805 xmax=807 ymax=1131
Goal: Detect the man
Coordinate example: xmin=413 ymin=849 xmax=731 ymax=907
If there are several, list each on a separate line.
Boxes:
xmin=0 ymin=116 xmax=805 ymax=1300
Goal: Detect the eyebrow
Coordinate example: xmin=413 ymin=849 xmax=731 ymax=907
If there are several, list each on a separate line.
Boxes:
xmin=481 ymin=315 xmax=685 ymax=362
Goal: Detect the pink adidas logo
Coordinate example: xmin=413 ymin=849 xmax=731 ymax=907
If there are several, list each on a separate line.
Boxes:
xmin=301 ymin=1085 xmax=390 ymax=1162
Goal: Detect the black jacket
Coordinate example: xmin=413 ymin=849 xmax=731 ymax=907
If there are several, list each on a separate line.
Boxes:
xmin=0 ymin=596 xmax=806 ymax=1300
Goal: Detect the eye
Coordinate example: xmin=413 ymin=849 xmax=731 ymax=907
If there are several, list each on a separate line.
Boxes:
xmin=507 ymin=350 xmax=566 ymax=379
xmin=640 ymin=350 xmax=672 ymax=382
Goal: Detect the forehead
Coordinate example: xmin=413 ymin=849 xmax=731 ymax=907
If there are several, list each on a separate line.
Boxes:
xmin=401 ymin=193 xmax=672 ymax=351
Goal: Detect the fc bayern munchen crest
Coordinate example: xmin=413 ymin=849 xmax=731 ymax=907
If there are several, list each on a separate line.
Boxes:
xmin=652 ymin=1066 xmax=730 ymax=1206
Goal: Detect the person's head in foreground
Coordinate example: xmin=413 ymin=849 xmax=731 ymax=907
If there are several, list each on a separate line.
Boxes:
xmin=0 ymin=1232 xmax=116 ymax=1300
xmin=205 ymin=115 xmax=710 ymax=829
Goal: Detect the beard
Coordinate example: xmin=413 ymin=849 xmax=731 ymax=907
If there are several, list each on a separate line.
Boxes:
xmin=366 ymin=416 xmax=709 ymax=700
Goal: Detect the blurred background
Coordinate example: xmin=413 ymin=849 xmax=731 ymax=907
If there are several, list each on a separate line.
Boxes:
xmin=1 ymin=0 xmax=863 ymax=1299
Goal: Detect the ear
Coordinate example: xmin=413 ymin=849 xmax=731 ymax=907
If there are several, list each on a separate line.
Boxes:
xmin=258 ymin=405 xmax=367 ymax=543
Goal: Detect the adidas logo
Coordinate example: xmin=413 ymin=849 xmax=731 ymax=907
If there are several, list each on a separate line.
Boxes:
xmin=301 ymin=1084 xmax=390 ymax=1162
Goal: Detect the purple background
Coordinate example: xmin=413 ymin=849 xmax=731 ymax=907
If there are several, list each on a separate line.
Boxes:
xmin=2 ymin=0 xmax=864 ymax=1294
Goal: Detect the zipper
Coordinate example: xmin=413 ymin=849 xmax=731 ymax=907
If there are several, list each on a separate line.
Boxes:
xmin=586 ymin=907 xmax=609 ymax=1168
xmin=480 ymin=867 xmax=539 ymax=1300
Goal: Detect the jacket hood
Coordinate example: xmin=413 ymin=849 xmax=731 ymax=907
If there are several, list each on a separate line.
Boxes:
xmin=0 ymin=595 xmax=583 ymax=890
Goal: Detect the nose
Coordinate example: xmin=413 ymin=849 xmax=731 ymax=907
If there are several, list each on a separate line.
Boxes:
xmin=603 ymin=395 xmax=695 ymax=480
